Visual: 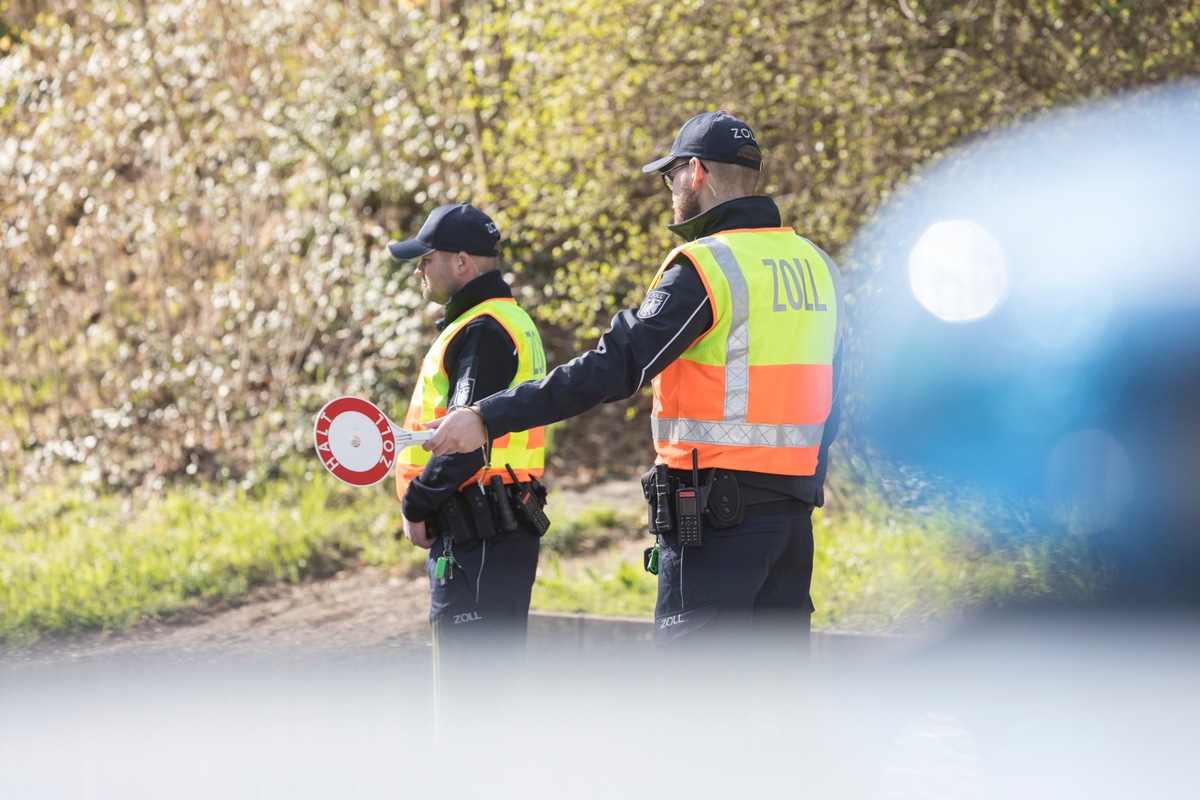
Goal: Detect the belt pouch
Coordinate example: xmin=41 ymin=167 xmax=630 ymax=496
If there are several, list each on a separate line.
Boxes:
xmin=435 ymin=493 xmax=476 ymax=545
xmin=640 ymin=469 xmax=658 ymax=533
xmin=705 ymin=470 xmax=745 ymax=530
xmin=641 ymin=466 xmax=692 ymax=534
xmin=463 ymin=483 xmax=498 ymax=541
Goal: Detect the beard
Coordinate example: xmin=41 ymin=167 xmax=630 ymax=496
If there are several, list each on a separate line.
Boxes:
xmin=422 ymin=276 xmax=450 ymax=305
xmin=673 ymin=185 xmax=702 ymax=224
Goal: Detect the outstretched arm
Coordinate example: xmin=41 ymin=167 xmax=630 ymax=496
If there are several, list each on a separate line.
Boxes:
xmin=425 ymin=260 xmax=712 ymax=457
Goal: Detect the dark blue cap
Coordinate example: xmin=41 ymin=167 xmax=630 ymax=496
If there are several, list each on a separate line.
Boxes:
xmin=387 ymin=202 xmax=500 ymax=260
xmin=641 ymin=111 xmax=762 ymax=174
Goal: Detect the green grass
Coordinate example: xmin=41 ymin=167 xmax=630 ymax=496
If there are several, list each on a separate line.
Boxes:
xmin=0 ymin=463 xmax=1109 ymax=645
xmin=532 ymin=554 xmax=657 ymax=617
xmin=531 ymin=484 xmax=1110 ymax=632
xmin=539 ymin=502 xmax=644 ymax=557
xmin=0 ymin=466 xmax=424 ymax=645
xmin=813 ymin=505 xmax=1012 ymax=632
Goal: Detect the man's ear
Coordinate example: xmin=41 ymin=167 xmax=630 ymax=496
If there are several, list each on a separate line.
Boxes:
xmin=458 ymin=252 xmax=483 ymax=278
xmin=692 ymin=157 xmax=718 ymax=200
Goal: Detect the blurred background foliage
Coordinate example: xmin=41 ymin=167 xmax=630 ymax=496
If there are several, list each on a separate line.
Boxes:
xmin=3 ymin=0 xmax=1199 ymax=499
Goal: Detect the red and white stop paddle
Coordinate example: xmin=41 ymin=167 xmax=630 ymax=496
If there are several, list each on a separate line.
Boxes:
xmin=312 ymin=396 xmax=432 ymax=487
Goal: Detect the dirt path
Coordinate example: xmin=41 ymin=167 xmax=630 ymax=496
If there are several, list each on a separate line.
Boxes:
xmin=0 ymin=566 xmax=434 ymax=671
xmin=0 ymin=480 xmax=648 ymax=672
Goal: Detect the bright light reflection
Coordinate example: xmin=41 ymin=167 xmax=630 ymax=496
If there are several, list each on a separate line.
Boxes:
xmin=908 ymin=220 xmax=1008 ymax=322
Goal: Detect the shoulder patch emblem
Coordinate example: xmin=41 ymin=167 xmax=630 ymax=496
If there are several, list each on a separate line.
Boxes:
xmin=451 ymin=378 xmax=475 ymax=407
xmin=637 ymin=290 xmax=670 ymax=319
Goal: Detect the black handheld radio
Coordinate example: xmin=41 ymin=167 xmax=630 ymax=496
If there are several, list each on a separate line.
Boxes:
xmin=676 ymin=449 xmax=703 ymax=547
xmin=505 ymin=464 xmax=551 ymax=536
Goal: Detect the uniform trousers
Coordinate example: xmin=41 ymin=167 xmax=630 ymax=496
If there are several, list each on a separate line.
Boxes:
xmin=427 ymin=526 xmax=541 ymax=733
xmin=427 ymin=525 xmax=540 ymax=684
xmin=653 ymin=499 xmax=815 ymax=650
xmin=428 ymin=526 xmax=540 ymax=654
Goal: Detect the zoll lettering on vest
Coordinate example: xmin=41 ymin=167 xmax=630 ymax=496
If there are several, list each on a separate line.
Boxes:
xmin=313 ymin=396 xmax=431 ymax=487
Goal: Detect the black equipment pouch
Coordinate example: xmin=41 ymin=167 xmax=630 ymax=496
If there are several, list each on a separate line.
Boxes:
xmin=433 ymin=492 xmax=476 ymax=545
xmin=641 ymin=465 xmax=679 ymax=534
xmin=653 ymin=464 xmax=674 ymax=533
xmin=641 ymin=468 xmax=658 ymax=533
xmin=462 ymin=483 xmax=498 ymax=541
xmin=421 ymin=514 xmax=441 ymax=542
xmin=705 ymin=469 xmax=745 ymax=530
xmin=489 ymin=475 xmax=522 ymax=534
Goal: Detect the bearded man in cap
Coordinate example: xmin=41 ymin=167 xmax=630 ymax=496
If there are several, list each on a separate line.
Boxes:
xmin=425 ymin=113 xmax=845 ymax=651
xmin=387 ymin=202 xmax=549 ymax=664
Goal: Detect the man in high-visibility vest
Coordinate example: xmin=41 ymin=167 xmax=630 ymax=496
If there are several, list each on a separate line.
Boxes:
xmin=424 ymin=113 xmax=844 ymax=649
xmin=388 ymin=202 xmax=549 ymax=660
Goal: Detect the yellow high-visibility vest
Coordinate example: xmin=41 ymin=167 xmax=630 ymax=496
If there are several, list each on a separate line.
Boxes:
xmin=650 ymin=227 xmax=843 ymax=475
xmin=395 ymin=298 xmax=547 ymax=498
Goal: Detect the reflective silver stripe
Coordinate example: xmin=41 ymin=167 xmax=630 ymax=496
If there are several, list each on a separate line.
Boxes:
xmin=695 ymin=237 xmax=750 ymax=421
xmin=652 ymin=416 xmax=826 ymax=449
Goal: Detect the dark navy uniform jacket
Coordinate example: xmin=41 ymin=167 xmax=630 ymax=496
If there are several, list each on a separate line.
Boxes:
xmin=476 ymin=196 xmax=843 ymax=505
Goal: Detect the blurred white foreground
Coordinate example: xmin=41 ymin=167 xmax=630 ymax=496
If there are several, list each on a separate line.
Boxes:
xmin=2 ymin=616 xmax=1199 ymax=799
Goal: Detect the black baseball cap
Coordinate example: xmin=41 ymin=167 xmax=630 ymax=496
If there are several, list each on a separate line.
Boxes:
xmin=641 ymin=111 xmax=762 ymax=174
xmin=387 ymin=202 xmax=500 ymax=260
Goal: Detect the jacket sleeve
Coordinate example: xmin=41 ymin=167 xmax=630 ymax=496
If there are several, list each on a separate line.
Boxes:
xmin=477 ymin=259 xmax=713 ymax=438
xmin=811 ymin=342 xmax=843 ymax=492
xmin=808 ymin=243 xmax=845 ymax=498
xmin=401 ymin=316 xmax=519 ymax=522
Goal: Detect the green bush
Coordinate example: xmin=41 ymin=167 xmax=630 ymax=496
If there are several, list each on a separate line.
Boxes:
xmin=4 ymin=0 xmax=1198 ymax=497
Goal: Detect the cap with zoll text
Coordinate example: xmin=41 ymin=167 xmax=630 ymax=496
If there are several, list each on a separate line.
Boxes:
xmin=641 ymin=111 xmax=762 ymax=174
xmin=387 ymin=202 xmax=501 ymax=261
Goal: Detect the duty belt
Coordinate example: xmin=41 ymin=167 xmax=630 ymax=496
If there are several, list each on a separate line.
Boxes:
xmin=432 ymin=479 xmax=547 ymax=545
xmin=643 ymin=467 xmax=810 ymax=534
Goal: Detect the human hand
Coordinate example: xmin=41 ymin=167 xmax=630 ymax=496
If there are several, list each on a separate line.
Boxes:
xmin=403 ymin=517 xmax=436 ymax=549
xmin=423 ymin=407 xmax=487 ymax=456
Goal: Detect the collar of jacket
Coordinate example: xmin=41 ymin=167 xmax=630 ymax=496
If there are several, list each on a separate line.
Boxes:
xmin=438 ymin=269 xmax=514 ymax=330
xmin=667 ymin=195 xmax=783 ymax=242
